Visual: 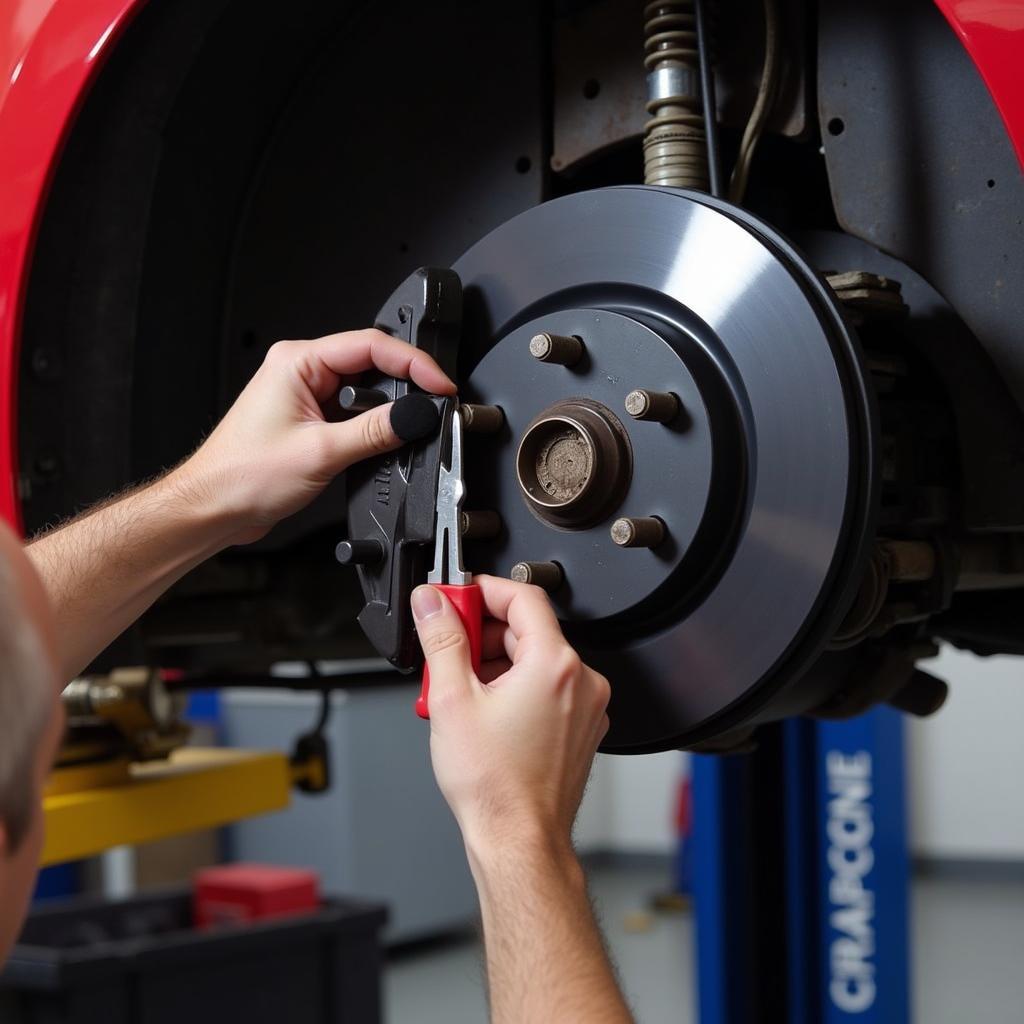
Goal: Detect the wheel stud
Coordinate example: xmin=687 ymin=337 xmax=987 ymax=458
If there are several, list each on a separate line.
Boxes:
xmin=529 ymin=332 xmax=584 ymax=366
xmin=510 ymin=561 xmax=564 ymax=591
xmin=459 ymin=404 xmax=505 ymax=433
xmin=460 ymin=511 xmax=503 ymax=540
xmin=610 ymin=517 xmax=665 ymax=548
xmin=624 ymin=389 xmax=679 ymax=423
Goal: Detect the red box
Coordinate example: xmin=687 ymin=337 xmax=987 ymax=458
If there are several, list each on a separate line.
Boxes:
xmin=193 ymin=863 xmax=320 ymax=927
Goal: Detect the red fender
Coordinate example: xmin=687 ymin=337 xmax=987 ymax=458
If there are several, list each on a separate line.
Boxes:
xmin=935 ymin=0 xmax=1024 ymax=169
xmin=0 ymin=0 xmax=144 ymax=531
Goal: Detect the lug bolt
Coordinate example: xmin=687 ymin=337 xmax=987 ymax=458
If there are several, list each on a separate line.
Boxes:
xmin=459 ymin=404 xmax=505 ymax=433
xmin=624 ymin=389 xmax=679 ymax=423
xmin=610 ymin=517 xmax=665 ymax=548
xmin=335 ymin=539 xmax=385 ymax=565
xmin=339 ymin=386 xmax=388 ymax=413
xmin=529 ymin=332 xmax=584 ymax=366
xmin=510 ymin=561 xmax=564 ymax=591
xmin=460 ymin=510 xmax=503 ymax=540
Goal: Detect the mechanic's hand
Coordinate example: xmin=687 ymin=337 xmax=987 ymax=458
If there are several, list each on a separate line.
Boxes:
xmin=171 ymin=329 xmax=455 ymax=544
xmin=412 ymin=575 xmax=611 ymax=858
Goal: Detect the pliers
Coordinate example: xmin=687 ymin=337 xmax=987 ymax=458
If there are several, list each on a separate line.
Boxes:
xmin=415 ymin=404 xmax=484 ymax=719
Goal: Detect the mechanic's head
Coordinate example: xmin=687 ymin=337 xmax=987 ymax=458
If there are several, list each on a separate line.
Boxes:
xmin=0 ymin=521 xmax=62 ymax=963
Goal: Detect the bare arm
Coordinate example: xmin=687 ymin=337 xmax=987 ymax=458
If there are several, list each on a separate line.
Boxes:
xmin=412 ymin=576 xmax=634 ymax=1024
xmin=26 ymin=329 xmax=454 ymax=682
xmin=26 ymin=471 xmax=236 ymax=683
xmin=469 ymin=834 xmax=631 ymax=1023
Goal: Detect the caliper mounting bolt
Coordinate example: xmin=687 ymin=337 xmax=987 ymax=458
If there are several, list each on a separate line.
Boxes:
xmin=339 ymin=385 xmax=388 ymax=413
xmin=510 ymin=560 xmax=565 ymax=591
xmin=336 ymin=539 xmax=385 ymax=565
xmin=460 ymin=404 xmax=506 ymax=433
xmin=610 ymin=516 xmax=666 ymax=549
xmin=529 ymin=332 xmax=584 ymax=367
xmin=624 ymin=389 xmax=680 ymax=423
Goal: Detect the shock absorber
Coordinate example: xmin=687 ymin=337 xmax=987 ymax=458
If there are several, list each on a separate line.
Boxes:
xmin=643 ymin=1 xmax=707 ymax=190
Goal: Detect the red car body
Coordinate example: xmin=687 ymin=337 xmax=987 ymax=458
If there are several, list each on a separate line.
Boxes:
xmin=0 ymin=0 xmax=1021 ymax=532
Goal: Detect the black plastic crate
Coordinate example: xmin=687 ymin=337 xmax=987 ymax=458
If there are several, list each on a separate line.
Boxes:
xmin=0 ymin=887 xmax=387 ymax=1024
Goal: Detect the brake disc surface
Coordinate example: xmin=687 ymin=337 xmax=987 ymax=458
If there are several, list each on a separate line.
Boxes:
xmin=452 ymin=186 xmax=875 ymax=752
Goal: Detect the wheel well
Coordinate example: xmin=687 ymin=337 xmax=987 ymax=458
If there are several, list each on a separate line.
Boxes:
xmin=19 ymin=0 xmax=546 ymax=670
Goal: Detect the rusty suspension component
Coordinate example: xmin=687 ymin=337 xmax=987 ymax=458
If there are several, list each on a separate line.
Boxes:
xmin=643 ymin=2 xmax=708 ymax=190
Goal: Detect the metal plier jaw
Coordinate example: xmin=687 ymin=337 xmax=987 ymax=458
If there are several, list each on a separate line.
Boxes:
xmin=427 ymin=404 xmax=471 ymax=587
xmin=416 ymin=398 xmax=483 ymax=720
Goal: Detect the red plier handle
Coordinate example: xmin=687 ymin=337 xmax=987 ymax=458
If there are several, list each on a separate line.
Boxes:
xmin=416 ymin=582 xmax=483 ymax=719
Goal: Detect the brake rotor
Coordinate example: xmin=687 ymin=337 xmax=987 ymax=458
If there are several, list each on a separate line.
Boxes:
xmin=453 ymin=186 xmax=876 ymax=753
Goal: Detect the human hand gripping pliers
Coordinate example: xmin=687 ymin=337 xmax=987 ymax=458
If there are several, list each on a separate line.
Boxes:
xmin=415 ymin=404 xmax=483 ymax=719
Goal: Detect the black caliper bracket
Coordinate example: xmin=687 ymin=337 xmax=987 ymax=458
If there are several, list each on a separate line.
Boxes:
xmin=341 ymin=267 xmax=462 ymax=670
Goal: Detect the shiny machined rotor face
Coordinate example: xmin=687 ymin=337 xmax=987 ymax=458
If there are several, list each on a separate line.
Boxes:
xmin=453 ymin=187 xmax=875 ymax=752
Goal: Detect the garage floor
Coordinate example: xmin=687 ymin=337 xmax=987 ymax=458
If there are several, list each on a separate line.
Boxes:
xmin=384 ymin=864 xmax=1024 ymax=1024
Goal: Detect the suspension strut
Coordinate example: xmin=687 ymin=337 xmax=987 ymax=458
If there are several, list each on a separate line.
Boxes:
xmin=643 ymin=1 xmax=707 ymax=190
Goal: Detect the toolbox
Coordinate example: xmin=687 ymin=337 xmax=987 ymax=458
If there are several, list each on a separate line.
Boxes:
xmin=0 ymin=887 xmax=386 ymax=1024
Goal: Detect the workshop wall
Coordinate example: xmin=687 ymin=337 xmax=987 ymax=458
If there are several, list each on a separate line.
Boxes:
xmin=575 ymin=751 xmax=683 ymax=856
xmin=909 ymin=646 xmax=1024 ymax=861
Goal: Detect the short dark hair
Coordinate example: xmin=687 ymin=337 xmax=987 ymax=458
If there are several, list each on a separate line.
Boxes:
xmin=0 ymin=558 xmax=51 ymax=852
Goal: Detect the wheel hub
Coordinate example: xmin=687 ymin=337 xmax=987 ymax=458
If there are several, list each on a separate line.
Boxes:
xmin=516 ymin=397 xmax=631 ymax=527
xmin=465 ymin=305 xmax=729 ymax=625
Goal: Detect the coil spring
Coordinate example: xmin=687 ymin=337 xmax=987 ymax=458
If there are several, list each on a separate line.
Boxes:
xmin=643 ymin=1 xmax=707 ymax=190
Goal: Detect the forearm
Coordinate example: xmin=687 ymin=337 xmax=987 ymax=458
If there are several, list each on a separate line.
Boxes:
xmin=20 ymin=329 xmax=452 ymax=686
xmin=467 ymin=830 xmax=634 ymax=1024
xmin=25 ymin=467 xmax=235 ymax=682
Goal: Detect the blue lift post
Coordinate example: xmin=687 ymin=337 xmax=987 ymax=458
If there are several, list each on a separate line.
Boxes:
xmin=692 ymin=708 xmax=910 ymax=1023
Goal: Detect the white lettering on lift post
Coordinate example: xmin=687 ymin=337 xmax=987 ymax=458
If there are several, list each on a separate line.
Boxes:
xmin=826 ymin=750 xmax=876 ymax=1013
